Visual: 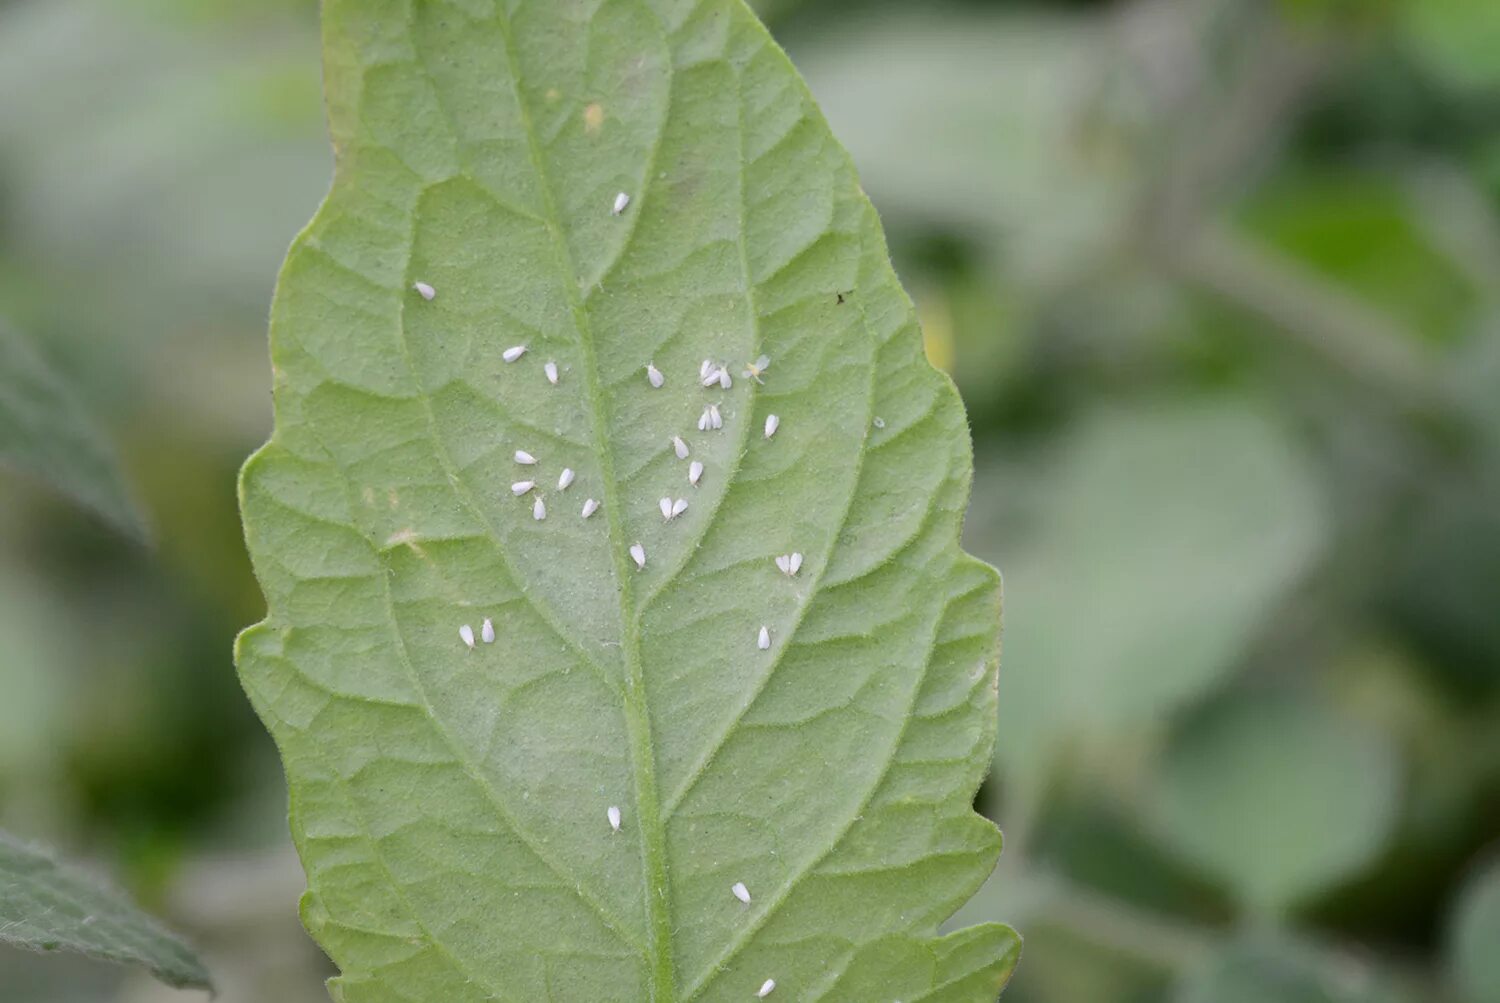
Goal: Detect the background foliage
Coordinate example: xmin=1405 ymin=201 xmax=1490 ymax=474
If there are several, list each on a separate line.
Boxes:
xmin=0 ymin=0 xmax=1496 ymax=1000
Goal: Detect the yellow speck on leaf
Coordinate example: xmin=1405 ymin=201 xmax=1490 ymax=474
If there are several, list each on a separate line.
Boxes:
xmin=584 ymin=102 xmax=605 ymax=134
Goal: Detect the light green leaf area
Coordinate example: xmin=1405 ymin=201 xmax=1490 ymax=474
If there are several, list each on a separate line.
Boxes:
xmin=988 ymin=401 xmax=1326 ymax=791
xmin=1152 ymin=692 xmax=1401 ymax=917
xmin=1449 ymin=854 xmax=1500 ymax=1003
xmin=1175 ymin=937 xmax=1401 ymax=1003
xmin=0 ymin=830 xmax=211 ymax=991
xmin=0 ymin=323 xmax=145 ymax=540
xmin=236 ymin=2 xmax=1014 ymax=1001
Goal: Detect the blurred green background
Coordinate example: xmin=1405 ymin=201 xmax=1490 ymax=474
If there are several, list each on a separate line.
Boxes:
xmin=1 ymin=0 xmax=1498 ymax=1000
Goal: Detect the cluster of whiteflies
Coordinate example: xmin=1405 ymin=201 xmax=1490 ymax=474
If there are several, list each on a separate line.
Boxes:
xmin=418 ymin=193 xmax=799 ymax=997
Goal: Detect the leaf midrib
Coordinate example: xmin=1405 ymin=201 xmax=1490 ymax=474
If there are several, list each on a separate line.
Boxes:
xmin=487 ymin=7 xmax=678 ymax=1001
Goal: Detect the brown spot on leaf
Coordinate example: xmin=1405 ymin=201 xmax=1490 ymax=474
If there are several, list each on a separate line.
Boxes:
xmin=584 ymin=102 xmax=605 ymax=135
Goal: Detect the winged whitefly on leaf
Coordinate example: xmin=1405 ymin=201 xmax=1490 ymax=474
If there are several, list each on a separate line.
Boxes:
xmin=236 ymin=1 xmax=1015 ymax=1001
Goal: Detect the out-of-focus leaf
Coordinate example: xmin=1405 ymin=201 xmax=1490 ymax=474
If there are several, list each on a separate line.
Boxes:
xmin=1175 ymin=937 xmax=1400 ymax=1003
xmin=237 ymin=1 xmax=1016 ymax=1000
xmin=795 ymin=9 xmax=1135 ymax=285
xmin=0 ymin=322 xmax=145 ymax=539
xmin=1448 ymin=853 xmax=1500 ymax=1003
xmin=1400 ymin=0 xmax=1500 ymax=91
xmin=983 ymin=400 xmax=1326 ymax=791
xmin=1240 ymin=170 xmax=1476 ymax=343
xmin=0 ymin=831 xmax=211 ymax=991
xmin=1152 ymin=691 xmax=1401 ymax=916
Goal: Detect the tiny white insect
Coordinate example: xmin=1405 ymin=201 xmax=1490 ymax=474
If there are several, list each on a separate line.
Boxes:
xmin=757 ymin=626 xmax=770 ymax=650
xmin=718 ymin=368 xmax=733 ymax=390
xmin=511 ymin=480 xmax=536 ymax=496
xmin=757 ymin=979 xmax=776 ymax=998
xmin=544 ymin=361 xmax=559 ymax=385
xmin=582 ymin=498 xmax=600 ymax=519
xmin=481 ymin=618 xmax=496 ymax=644
xmin=647 ymin=363 xmax=665 ymax=388
xmin=672 ymin=498 xmax=689 ymax=518
xmin=612 ymin=192 xmax=631 ymax=216
xmin=660 ymin=497 xmax=675 ymax=520
xmin=533 ymin=496 xmax=547 ymax=521
xmin=689 ymin=460 xmax=704 ymax=486
xmin=459 ymin=624 xmax=476 ymax=649
xmin=698 ymin=407 xmax=712 ymax=432
xmin=764 ymin=414 xmax=780 ymax=439
xmin=701 ymin=366 xmax=721 ymax=388
xmin=502 ymin=345 xmax=527 ymax=363
xmin=789 ymin=552 xmax=803 ymax=575
xmin=558 ymin=468 xmax=575 ymax=491
xmin=413 ymin=281 xmax=436 ymax=301
xmin=732 ymin=881 xmax=752 ymax=904
xmin=709 ymin=404 xmax=723 ymax=430
xmin=873 ymin=416 xmax=886 ymax=429
xmin=700 ymin=359 xmax=715 ymax=380
xmin=743 ymin=354 xmax=770 ymax=384
xmin=775 ymin=553 xmax=804 ymax=576
xmin=673 ymin=436 xmax=690 ymax=460
xmin=630 ymin=543 xmax=646 ymax=569
xmin=608 ymin=805 xmax=622 ymax=832
xmin=514 ymin=450 xmax=537 ymax=465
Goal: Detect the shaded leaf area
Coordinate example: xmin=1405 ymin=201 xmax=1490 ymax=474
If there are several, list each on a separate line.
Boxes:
xmin=1175 ymin=938 xmax=1404 ymax=1003
xmin=0 ymin=830 xmax=211 ymax=992
xmin=0 ymin=322 xmax=145 ymax=540
xmin=236 ymin=1 xmax=1013 ymax=1001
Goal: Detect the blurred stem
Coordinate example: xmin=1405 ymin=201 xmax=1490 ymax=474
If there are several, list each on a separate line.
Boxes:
xmin=1170 ymin=224 xmax=1443 ymax=410
xmin=1025 ymin=871 xmax=1218 ymax=972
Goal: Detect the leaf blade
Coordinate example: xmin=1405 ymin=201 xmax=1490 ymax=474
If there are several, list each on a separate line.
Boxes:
xmin=0 ymin=830 xmax=211 ymax=992
xmin=238 ymin=1 xmax=1010 ymax=1000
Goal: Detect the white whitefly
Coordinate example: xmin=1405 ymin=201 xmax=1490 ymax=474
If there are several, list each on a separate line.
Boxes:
xmin=544 ymin=361 xmax=559 ymax=385
xmin=608 ymin=805 xmax=622 ymax=831
xmin=709 ymin=404 xmax=723 ymax=430
xmin=718 ymin=368 xmax=732 ymax=390
xmin=612 ymin=191 xmax=631 ymax=216
xmin=776 ymin=553 xmax=803 ymax=577
xmin=459 ymin=624 xmax=476 ymax=649
xmin=673 ymin=435 xmax=690 ymax=459
xmin=533 ymin=496 xmax=547 ymax=521
xmin=511 ymin=480 xmax=536 ymax=496
xmin=481 ymin=618 xmax=496 ymax=644
xmin=514 ymin=450 xmax=537 ymax=465
xmin=629 ymin=543 xmax=647 ymax=569
xmin=413 ymin=281 xmax=436 ymax=301
xmin=671 ymin=498 xmax=689 ymax=518
xmin=700 ymin=359 xmax=714 ymax=380
xmin=582 ymin=498 xmax=600 ymax=519
xmin=701 ymin=367 xmax=721 ymax=388
xmin=757 ymin=980 xmax=776 ymax=998
xmin=647 ymin=363 xmax=664 ymax=388
xmin=757 ymin=626 xmax=770 ymax=650
xmin=873 ymin=416 xmax=886 ymax=429
xmin=558 ymin=468 xmax=575 ymax=491
xmin=502 ymin=345 xmax=527 ymax=363
xmin=764 ymin=414 xmax=779 ymax=439
xmin=689 ymin=461 xmax=704 ymax=486
xmin=660 ymin=497 xmax=675 ymax=520
xmin=743 ymin=354 xmax=770 ymax=383
xmin=697 ymin=407 xmax=712 ymax=432
xmin=789 ymin=552 xmax=803 ymax=575
xmin=732 ymin=881 xmax=752 ymax=903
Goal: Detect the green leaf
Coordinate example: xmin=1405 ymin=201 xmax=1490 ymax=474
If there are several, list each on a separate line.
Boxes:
xmin=1150 ymin=691 xmax=1401 ymax=917
xmin=0 ymin=830 xmax=211 ymax=991
xmin=236 ymin=2 xmax=1014 ymax=1001
xmin=984 ymin=400 xmax=1326 ymax=792
xmin=1448 ymin=853 xmax=1500 ymax=1003
xmin=1175 ymin=937 xmax=1400 ymax=1003
xmin=0 ymin=322 xmax=146 ymax=540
